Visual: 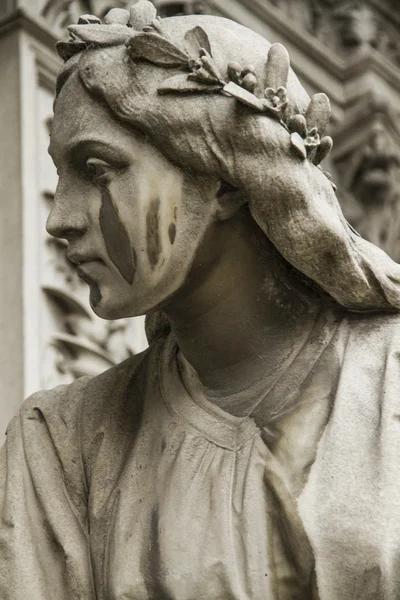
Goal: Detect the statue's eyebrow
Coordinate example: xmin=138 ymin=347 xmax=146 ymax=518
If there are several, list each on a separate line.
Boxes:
xmin=49 ymin=136 xmax=132 ymax=168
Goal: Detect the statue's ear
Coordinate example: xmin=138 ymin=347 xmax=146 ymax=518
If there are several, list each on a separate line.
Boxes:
xmin=216 ymin=179 xmax=245 ymax=221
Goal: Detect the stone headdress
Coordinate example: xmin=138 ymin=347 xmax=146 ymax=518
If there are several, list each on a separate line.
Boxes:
xmin=56 ymin=0 xmax=400 ymax=330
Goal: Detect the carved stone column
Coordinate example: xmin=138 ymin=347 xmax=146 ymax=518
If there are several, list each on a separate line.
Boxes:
xmin=0 ymin=19 xmax=25 ymax=434
xmin=0 ymin=9 xmax=61 ymax=435
xmin=0 ymin=4 xmax=148 ymax=437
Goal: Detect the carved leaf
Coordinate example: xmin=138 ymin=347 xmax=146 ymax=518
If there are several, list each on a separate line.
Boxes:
xmin=291 ymin=132 xmax=307 ymax=159
xmin=126 ymin=33 xmax=189 ymax=66
xmin=191 ymin=49 xmax=223 ymax=83
xmin=264 ymin=43 xmax=290 ymax=91
xmin=185 ymin=26 xmax=212 ymax=58
xmin=78 ymin=14 xmax=101 ymax=25
xmin=129 ymin=0 xmax=157 ymax=31
xmin=189 ymin=69 xmax=220 ymax=84
xmin=104 ymin=8 xmax=131 ymax=26
xmin=68 ymin=24 xmax=134 ymax=45
xmin=305 ymin=93 xmax=331 ymax=135
xmin=314 ymin=136 xmax=333 ymax=165
xmin=142 ymin=19 xmax=164 ymax=35
xmin=56 ymin=41 xmax=87 ymax=61
xmin=223 ymin=82 xmax=265 ymax=111
xmin=158 ymin=74 xmax=223 ymax=94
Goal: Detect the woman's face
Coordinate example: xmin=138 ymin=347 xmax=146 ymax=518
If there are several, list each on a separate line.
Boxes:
xmin=48 ymin=72 xmax=221 ymax=319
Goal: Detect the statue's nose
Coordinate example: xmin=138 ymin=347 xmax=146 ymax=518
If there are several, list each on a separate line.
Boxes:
xmin=46 ymin=182 xmax=88 ymax=241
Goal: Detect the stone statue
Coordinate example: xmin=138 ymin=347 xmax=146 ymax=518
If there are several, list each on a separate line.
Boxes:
xmin=2 ymin=2 xmax=400 ymax=598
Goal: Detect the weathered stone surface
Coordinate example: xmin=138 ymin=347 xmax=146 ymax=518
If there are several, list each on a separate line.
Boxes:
xmin=3 ymin=2 xmax=400 ymax=599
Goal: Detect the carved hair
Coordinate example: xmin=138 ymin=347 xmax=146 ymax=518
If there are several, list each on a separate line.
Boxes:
xmin=56 ymin=5 xmax=400 ymax=342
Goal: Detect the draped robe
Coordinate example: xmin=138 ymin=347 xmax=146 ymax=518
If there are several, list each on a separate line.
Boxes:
xmin=1 ymin=310 xmax=400 ymax=599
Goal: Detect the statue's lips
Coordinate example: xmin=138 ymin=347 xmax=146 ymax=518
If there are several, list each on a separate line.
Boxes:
xmin=76 ymin=261 xmax=105 ymax=286
xmin=68 ymin=252 xmax=104 ymax=266
xmin=70 ymin=254 xmax=106 ymax=283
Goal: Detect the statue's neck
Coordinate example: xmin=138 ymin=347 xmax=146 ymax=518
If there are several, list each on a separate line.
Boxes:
xmin=163 ymin=208 xmax=323 ymax=405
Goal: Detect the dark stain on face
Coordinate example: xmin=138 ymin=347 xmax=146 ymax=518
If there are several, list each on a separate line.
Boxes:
xmin=150 ymin=505 xmax=159 ymax=553
xmin=132 ymin=246 xmax=137 ymax=271
xmin=146 ymin=198 xmax=161 ymax=267
xmin=168 ymin=223 xmax=176 ymax=245
xmin=99 ymin=186 xmax=136 ymax=285
xmin=90 ymin=283 xmax=102 ymax=307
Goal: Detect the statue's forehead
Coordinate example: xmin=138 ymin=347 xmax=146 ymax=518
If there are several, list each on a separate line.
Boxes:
xmin=53 ymin=72 xmax=98 ymax=132
xmin=50 ymin=72 xmax=136 ymax=162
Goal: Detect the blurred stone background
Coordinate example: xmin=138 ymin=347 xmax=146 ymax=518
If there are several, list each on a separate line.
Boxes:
xmin=1 ymin=0 xmax=400 ymax=435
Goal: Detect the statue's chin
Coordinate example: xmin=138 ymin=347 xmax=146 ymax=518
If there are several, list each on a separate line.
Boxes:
xmin=90 ymin=301 xmax=125 ymax=321
xmin=88 ymin=282 xmax=102 ymax=309
xmin=85 ymin=267 xmax=191 ymax=321
xmin=87 ymin=283 xmax=117 ymax=320
xmin=88 ymin=286 xmax=145 ymax=321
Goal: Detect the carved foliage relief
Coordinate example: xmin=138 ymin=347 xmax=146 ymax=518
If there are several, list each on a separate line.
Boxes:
xmin=266 ymin=0 xmax=400 ymax=66
xmin=334 ymin=109 xmax=400 ymax=261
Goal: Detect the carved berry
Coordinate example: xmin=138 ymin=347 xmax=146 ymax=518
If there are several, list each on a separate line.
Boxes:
xmin=241 ymin=64 xmax=256 ymax=77
xmin=241 ymin=73 xmax=258 ymax=93
xmin=288 ymin=114 xmax=307 ymax=137
xmin=227 ymin=62 xmax=242 ymax=83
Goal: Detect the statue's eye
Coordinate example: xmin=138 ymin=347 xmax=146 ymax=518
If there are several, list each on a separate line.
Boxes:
xmin=86 ymin=158 xmax=110 ymax=182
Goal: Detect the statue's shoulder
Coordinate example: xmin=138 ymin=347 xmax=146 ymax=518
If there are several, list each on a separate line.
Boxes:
xmin=21 ymin=350 xmax=141 ymax=414
xmin=13 ymin=342 xmax=161 ymax=509
xmin=19 ymin=340 xmax=159 ymax=442
xmin=80 ymin=339 xmax=160 ymax=428
xmin=0 ymin=342 xmax=162 ymax=530
xmin=17 ymin=375 xmax=91 ymax=440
